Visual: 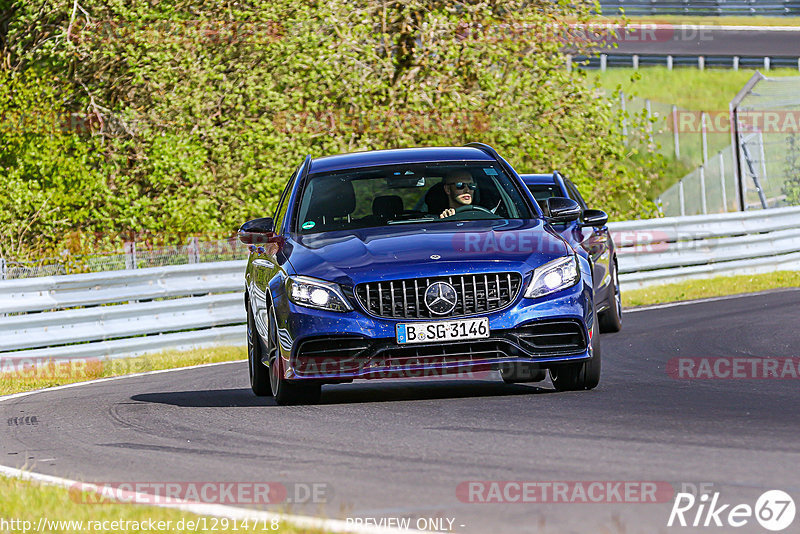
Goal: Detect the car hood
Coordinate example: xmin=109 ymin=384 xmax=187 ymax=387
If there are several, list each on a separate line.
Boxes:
xmin=285 ymin=219 xmax=570 ymax=286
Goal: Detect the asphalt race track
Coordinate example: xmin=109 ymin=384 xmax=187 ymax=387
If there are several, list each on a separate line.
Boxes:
xmin=599 ymin=26 xmax=800 ymax=57
xmin=2 ymin=289 xmax=800 ymax=533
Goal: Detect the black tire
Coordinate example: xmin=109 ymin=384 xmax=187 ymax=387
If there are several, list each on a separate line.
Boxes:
xmin=247 ymin=304 xmax=272 ymax=397
xmin=500 ymin=362 xmax=547 ymax=384
xmin=550 ymin=317 xmax=601 ymax=391
xmin=598 ymin=259 xmax=623 ymax=333
xmin=266 ymin=307 xmax=321 ymax=405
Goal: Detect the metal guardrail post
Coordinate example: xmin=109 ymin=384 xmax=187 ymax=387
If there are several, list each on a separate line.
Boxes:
xmin=124 ymin=241 xmax=137 ymax=270
xmin=600 ymin=54 xmax=607 ymax=72
xmin=700 ymin=166 xmax=708 ymax=214
xmin=733 ymin=56 xmax=739 ymax=71
xmin=698 ymin=56 xmax=705 ymax=70
xmin=720 ymin=152 xmax=728 ymax=211
xmin=764 ymin=57 xmax=771 ymax=71
xmin=701 ymin=112 xmax=709 ymax=164
xmin=0 ymin=257 xmax=5 ymax=280
xmin=632 ymin=55 xmax=639 ymax=70
xmin=188 ymin=237 xmax=200 ymax=264
xmin=672 ymin=105 xmax=680 ymax=159
xmin=679 ymin=180 xmax=686 ymax=216
xmin=667 ymin=55 xmax=673 ymax=70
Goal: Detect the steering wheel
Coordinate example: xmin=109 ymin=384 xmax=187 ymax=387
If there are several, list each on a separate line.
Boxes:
xmin=455 ymin=205 xmax=493 ymax=214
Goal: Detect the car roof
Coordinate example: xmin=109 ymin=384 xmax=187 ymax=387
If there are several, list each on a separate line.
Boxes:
xmin=519 ymin=173 xmax=558 ymax=185
xmin=308 ymin=147 xmax=496 ymax=174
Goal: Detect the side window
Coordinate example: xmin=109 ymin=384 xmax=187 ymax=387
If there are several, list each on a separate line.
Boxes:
xmin=273 ymin=169 xmax=299 ymax=233
xmin=565 ymin=181 xmax=588 ymax=211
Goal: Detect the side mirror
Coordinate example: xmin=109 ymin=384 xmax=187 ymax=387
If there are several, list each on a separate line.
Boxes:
xmin=546 ymin=197 xmax=581 ymax=223
xmin=581 ymin=209 xmax=609 ymax=228
xmin=238 ymin=217 xmax=277 ymax=244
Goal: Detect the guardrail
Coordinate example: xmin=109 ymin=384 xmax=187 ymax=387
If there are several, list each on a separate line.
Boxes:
xmin=609 ymin=206 xmax=800 ymax=290
xmin=0 ymin=261 xmax=247 ymax=363
xmin=2 ymin=208 xmax=799 ymax=362
xmin=596 ymin=0 xmax=800 ymax=16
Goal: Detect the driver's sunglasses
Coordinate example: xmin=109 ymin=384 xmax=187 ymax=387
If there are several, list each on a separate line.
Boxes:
xmin=450 ymin=182 xmax=477 ymax=191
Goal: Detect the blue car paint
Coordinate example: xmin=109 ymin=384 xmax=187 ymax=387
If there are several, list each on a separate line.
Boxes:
xmin=246 ymin=147 xmax=596 ymax=382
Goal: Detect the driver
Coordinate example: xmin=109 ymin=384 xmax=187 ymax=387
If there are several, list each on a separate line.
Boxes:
xmin=439 ymin=170 xmax=476 ymax=218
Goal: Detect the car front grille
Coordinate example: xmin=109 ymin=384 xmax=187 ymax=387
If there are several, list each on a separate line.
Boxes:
xmin=354 ymin=273 xmax=522 ymax=319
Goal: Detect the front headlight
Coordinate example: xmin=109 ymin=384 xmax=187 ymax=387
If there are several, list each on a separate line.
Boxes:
xmin=286 ymin=276 xmax=352 ymax=312
xmin=524 ymin=255 xmax=580 ymax=299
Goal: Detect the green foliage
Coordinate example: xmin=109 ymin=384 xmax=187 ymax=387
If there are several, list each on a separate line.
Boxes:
xmin=782 ymin=134 xmax=800 ymax=205
xmin=1 ymin=0 xmax=660 ymax=259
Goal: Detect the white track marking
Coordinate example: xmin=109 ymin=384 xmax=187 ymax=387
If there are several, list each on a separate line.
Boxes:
xmin=0 ymin=360 xmax=427 ymax=534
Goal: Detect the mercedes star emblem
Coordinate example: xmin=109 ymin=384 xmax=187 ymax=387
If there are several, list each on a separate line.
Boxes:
xmin=424 ymin=281 xmax=458 ymax=315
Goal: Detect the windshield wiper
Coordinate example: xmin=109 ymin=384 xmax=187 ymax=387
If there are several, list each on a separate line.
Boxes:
xmin=387 ymin=216 xmax=437 ymax=225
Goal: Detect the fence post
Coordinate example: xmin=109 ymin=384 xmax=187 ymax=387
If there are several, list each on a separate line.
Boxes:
xmin=701 ymin=111 xmax=709 ymax=164
xmin=124 ymin=241 xmax=137 ymax=270
xmin=679 ymin=180 xmax=686 ymax=216
xmin=700 ymin=165 xmax=707 ymax=214
xmin=672 ymin=104 xmax=681 ymax=159
xmin=719 ymin=152 xmax=727 ymax=212
xmin=188 ymin=237 xmax=200 ymax=264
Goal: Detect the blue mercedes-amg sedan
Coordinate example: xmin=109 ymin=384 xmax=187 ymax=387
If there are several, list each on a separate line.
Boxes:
xmin=239 ymin=144 xmax=601 ymax=404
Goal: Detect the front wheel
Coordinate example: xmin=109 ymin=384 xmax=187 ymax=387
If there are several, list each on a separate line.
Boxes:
xmin=266 ymin=308 xmax=321 ymax=405
xmin=550 ymin=318 xmax=601 ymax=391
xmin=598 ymin=259 xmax=623 ymax=333
xmin=247 ymin=304 xmax=272 ymax=397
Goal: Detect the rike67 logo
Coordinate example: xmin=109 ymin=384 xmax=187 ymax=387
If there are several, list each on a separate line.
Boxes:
xmin=668 ymin=490 xmax=795 ymax=531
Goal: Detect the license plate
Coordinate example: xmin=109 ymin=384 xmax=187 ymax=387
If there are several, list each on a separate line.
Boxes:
xmin=396 ymin=317 xmax=489 ymax=345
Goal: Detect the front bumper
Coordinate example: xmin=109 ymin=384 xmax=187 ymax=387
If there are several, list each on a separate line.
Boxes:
xmin=273 ymin=278 xmax=594 ymax=381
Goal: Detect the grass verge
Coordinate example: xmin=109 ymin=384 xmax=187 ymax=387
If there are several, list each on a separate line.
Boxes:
xmin=587 ymin=67 xmax=800 ymax=196
xmin=0 ymin=346 xmax=246 ymax=396
xmin=623 ymin=270 xmax=800 ymax=307
xmin=0 ymin=475 xmax=321 ymax=533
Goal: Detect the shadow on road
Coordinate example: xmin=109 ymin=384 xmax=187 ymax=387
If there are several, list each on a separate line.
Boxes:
xmin=131 ymin=388 xmax=268 ymax=407
xmin=131 ymin=380 xmax=552 ymax=408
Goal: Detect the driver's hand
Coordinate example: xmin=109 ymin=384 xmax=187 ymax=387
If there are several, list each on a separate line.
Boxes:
xmin=440 ymin=208 xmax=455 ymax=218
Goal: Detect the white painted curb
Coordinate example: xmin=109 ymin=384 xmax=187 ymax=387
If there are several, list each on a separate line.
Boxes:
xmin=0 ymin=360 xmax=424 ymax=534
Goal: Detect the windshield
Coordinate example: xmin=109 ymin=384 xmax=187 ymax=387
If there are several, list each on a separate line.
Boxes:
xmin=295 ymin=162 xmax=535 ymax=234
xmin=526 ymin=183 xmax=563 ymax=212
